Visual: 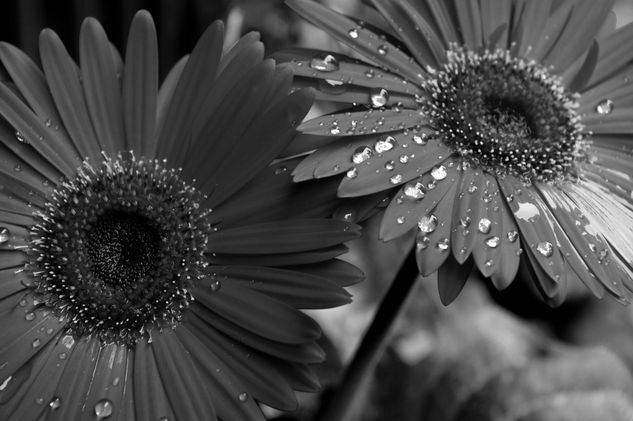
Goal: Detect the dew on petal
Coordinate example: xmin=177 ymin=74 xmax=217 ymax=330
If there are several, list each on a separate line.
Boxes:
xmin=351 ymin=146 xmax=373 ymax=164
xmin=0 ymin=227 xmax=9 ymax=245
xmin=238 ymin=392 xmax=249 ymax=402
xmin=15 ymin=131 xmax=28 ymax=144
xmin=390 ymin=174 xmax=403 ymax=184
xmin=370 ymin=88 xmax=389 ymax=108
xmin=94 ymin=399 xmax=113 ymax=418
xmin=49 ymin=397 xmax=61 ymax=410
xmin=14 ymin=164 xmax=22 ymax=172
xmin=417 ymin=236 xmax=430 ymax=250
xmin=377 ymin=44 xmax=388 ymax=55
xmin=467 ymin=184 xmax=478 ymax=193
xmin=536 ymin=241 xmax=553 ymax=257
xmin=32 ymin=338 xmax=41 ymax=348
xmin=374 ymin=136 xmax=397 ymax=153
xmin=346 ymin=168 xmax=358 ymax=179
xmin=348 ymin=28 xmax=359 ymax=38
xmin=25 ymin=312 xmax=35 ymax=321
xmin=403 ymin=181 xmax=425 ymax=200
xmin=399 ymin=154 xmax=409 ymax=164
xmin=485 ymin=259 xmax=494 ymax=267
xmin=273 ymin=166 xmax=287 ymax=175
xmin=436 ymin=238 xmax=449 ymax=250
xmin=485 ymin=236 xmax=500 ymax=248
xmin=309 ymin=53 xmax=339 ymax=72
xmin=365 ymin=69 xmax=375 ymax=78
xmin=418 ymin=214 xmax=438 ymax=233
xmin=396 ymin=216 xmax=406 ymax=224
xmin=459 ymin=216 xmax=471 ymax=228
xmin=478 ymin=218 xmax=492 ymax=234
xmin=61 ymin=335 xmax=74 ymax=349
xmin=507 ymin=230 xmax=519 ymax=242
xmin=595 ymin=99 xmax=614 ymax=115
xmin=210 ymin=280 xmax=221 ymax=292
xmin=430 ymin=165 xmax=447 ymax=181
xmin=330 ymin=126 xmax=341 ymax=135
xmin=0 ymin=376 xmax=12 ymax=391
xmin=385 ymin=160 xmax=396 ymax=171
xmin=413 ymin=134 xmax=428 ymax=145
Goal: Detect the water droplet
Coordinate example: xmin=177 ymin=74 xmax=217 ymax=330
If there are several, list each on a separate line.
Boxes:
xmin=45 ymin=119 xmax=53 ymax=128
xmin=459 ymin=216 xmax=471 ymax=228
xmin=346 ymin=168 xmax=358 ymax=179
xmin=403 ymin=181 xmax=425 ymax=200
xmin=94 ymin=399 xmax=113 ymax=418
xmin=330 ymin=126 xmax=341 ymax=135
xmin=0 ymin=376 xmax=12 ymax=391
xmin=399 ymin=154 xmax=409 ymax=164
xmin=430 ymin=165 xmax=447 ymax=181
xmin=36 ymin=397 xmax=44 ymax=405
xmin=485 ymin=236 xmax=500 ymax=248
xmin=15 ymin=131 xmax=28 ymax=144
xmin=348 ymin=28 xmax=359 ymax=38
xmin=13 ymin=164 xmax=22 ymax=172
xmin=436 ymin=238 xmax=449 ymax=250
xmin=418 ymin=214 xmax=438 ymax=233
xmin=396 ymin=216 xmax=406 ymax=224
xmin=210 ymin=280 xmax=221 ymax=292
xmin=58 ymin=352 xmax=67 ymax=360
xmin=536 ymin=241 xmax=553 ymax=257
xmin=377 ymin=44 xmax=388 ymax=55
xmin=310 ymin=53 xmax=339 ymax=72
xmin=478 ymin=218 xmax=491 ymax=234
xmin=273 ymin=166 xmax=287 ymax=175
xmin=390 ymin=174 xmax=403 ymax=184
xmin=595 ymin=99 xmax=614 ymax=115
xmin=467 ymin=184 xmax=478 ymax=193
xmin=384 ymin=160 xmax=395 ymax=170
xmin=49 ymin=397 xmax=61 ymax=410
xmin=61 ymin=335 xmax=74 ymax=349
xmin=351 ymin=146 xmax=373 ymax=164
xmin=364 ymin=69 xmax=375 ymax=78
xmin=507 ymin=230 xmax=518 ymax=242
xmin=485 ymin=259 xmax=494 ymax=267
xmin=25 ymin=312 xmax=35 ymax=321
xmin=370 ymin=88 xmax=389 ymax=108
xmin=112 ymin=377 xmax=120 ymax=387
xmin=417 ymin=236 xmax=430 ymax=250
xmin=32 ymin=338 xmax=41 ymax=348
xmin=413 ymin=134 xmax=428 ymax=145
xmin=238 ymin=392 xmax=248 ymax=402
xmin=0 ymin=227 xmax=9 ymax=245
xmin=374 ymin=136 xmax=397 ymax=153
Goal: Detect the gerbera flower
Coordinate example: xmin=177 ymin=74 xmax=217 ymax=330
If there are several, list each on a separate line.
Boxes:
xmin=0 ymin=10 xmax=362 ymax=421
xmin=280 ymin=0 xmax=633 ymax=305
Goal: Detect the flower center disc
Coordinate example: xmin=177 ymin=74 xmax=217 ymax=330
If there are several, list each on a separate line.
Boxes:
xmin=426 ymin=48 xmax=585 ymax=183
xmin=29 ymin=156 xmax=209 ymax=344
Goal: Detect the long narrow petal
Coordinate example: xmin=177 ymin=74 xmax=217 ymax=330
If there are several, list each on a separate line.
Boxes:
xmin=133 ymin=341 xmax=175 ymax=421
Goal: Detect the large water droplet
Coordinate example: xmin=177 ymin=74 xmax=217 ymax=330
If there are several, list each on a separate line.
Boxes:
xmin=310 ymin=53 xmax=339 ymax=72
xmin=485 ymin=236 xmax=500 ymax=248
xmin=0 ymin=227 xmax=9 ymax=245
xmin=352 ymin=146 xmax=373 ymax=164
xmin=403 ymin=181 xmax=425 ymax=200
xmin=478 ymin=218 xmax=492 ymax=234
xmin=430 ymin=165 xmax=447 ymax=181
xmin=374 ymin=136 xmax=397 ymax=153
xmin=94 ymin=399 xmax=113 ymax=418
xmin=348 ymin=28 xmax=359 ymax=39
xmin=418 ymin=214 xmax=438 ymax=233
xmin=49 ymin=397 xmax=61 ymax=410
xmin=595 ymin=99 xmax=614 ymax=115
xmin=370 ymin=88 xmax=389 ymax=108
xmin=536 ymin=241 xmax=553 ymax=257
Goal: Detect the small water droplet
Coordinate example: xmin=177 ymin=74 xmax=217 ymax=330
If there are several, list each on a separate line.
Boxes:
xmin=36 ymin=397 xmax=44 ymax=405
xmin=377 ymin=44 xmax=388 ymax=55
xmin=413 ymin=134 xmax=428 ymax=145
xmin=536 ymin=241 xmax=553 ymax=257
xmin=58 ymin=352 xmax=67 ymax=360
xmin=374 ymin=136 xmax=397 ymax=153
xmin=403 ymin=180 xmax=424 ymax=200
xmin=348 ymin=28 xmax=359 ymax=38
xmin=396 ymin=216 xmax=406 ymax=224
xmin=459 ymin=216 xmax=471 ymax=228
xmin=13 ymin=164 xmax=22 ymax=172
xmin=0 ymin=227 xmax=9 ymax=245
xmin=418 ymin=214 xmax=438 ymax=233
xmin=430 ymin=165 xmax=447 ymax=181
xmin=309 ymin=53 xmax=339 ymax=72
xmin=330 ymin=126 xmax=341 ymax=135
xmin=507 ymin=230 xmax=518 ymax=242
xmin=485 ymin=236 xmax=500 ymax=248
xmin=364 ymin=69 xmax=375 ymax=78
xmin=238 ymin=392 xmax=248 ymax=402
xmin=112 ymin=377 xmax=120 ymax=387
xmin=390 ymin=174 xmax=403 ymax=184
xmin=417 ymin=236 xmax=430 ymax=250
xmin=25 ymin=312 xmax=35 ymax=321
xmin=399 ymin=154 xmax=409 ymax=164
xmin=467 ymin=184 xmax=478 ymax=194
xmin=15 ymin=131 xmax=28 ymax=144
xmin=478 ymin=218 xmax=492 ymax=234
xmin=346 ymin=168 xmax=358 ymax=179
xmin=595 ymin=99 xmax=614 ymax=115
xmin=351 ymin=146 xmax=373 ymax=164
xmin=61 ymin=335 xmax=74 ymax=349
xmin=32 ymin=338 xmax=41 ymax=348
xmin=49 ymin=397 xmax=61 ymax=410
xmin=436 ymin=238 xmax=449 ymax=251
xmin=94 ymin=399 xmax=113 ymax=418
xmin=45 ymin=119 xmax=53 ymax=128
xmin=485 ymin=259 xmax=494 ymax=267
xmin=370 ymin=88 xmax=389 ymax=108
xmin=273 ymin=166 xmax=287 ymax=175
xmin=210 ymin=280 xmax=221 ymax=292
xmin=384 ymin=160 xmax=395 ymax=171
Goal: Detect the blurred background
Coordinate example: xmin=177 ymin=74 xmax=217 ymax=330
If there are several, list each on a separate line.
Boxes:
xmin=3 ymin=0 xmax=633 ymax=420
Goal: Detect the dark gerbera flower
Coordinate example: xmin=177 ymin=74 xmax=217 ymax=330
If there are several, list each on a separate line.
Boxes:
xmin=279 ymin=0 xmax=633 ymax=304
xmin=0 ymin=10 xmax=362 ymax=420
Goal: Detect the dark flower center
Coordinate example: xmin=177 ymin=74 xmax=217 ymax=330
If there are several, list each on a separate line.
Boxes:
xmin=29 ymin=156 xmax=209 ymax=344
xmin=425 ymin=48 xmax=585 ymax=183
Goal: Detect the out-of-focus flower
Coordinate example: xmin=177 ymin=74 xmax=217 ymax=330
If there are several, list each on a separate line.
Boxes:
xmin=279 ymin=0 xmax=633 ymax=305
xmin=0 ymin=10 xmax=362 ymax=420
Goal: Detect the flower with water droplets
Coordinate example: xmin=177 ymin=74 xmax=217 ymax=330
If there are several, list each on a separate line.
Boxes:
xmin=0 ymin=11 xmax=363 ymax=421
xmin=281 ymin=0 xmax=633 ymax=305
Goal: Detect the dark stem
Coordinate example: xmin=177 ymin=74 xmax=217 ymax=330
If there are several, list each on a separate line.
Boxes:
xmin=316 ymin=246 xmax=419 ymax=421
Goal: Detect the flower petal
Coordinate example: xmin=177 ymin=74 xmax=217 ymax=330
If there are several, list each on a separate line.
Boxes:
xmin=132 ymin=341 xmax=175 ymax=421
xmin=479 ymin=0 xmax=512 ymax=49
xmin=209 ymin=245 xmax=350 ymax=267
xmin=437 ymin=254 xmax=473 ymax=305
xmin=489 ymin=195 xmax=521 ymax=290
xmin=123 ymin=11 xmax=158 ymax=156
xmin=582 ymin=108 xmax=633 ymax=134
xmin=451 ymin=166 xmax=485 ymax=264
xmin=79 ymin=18 xmax=126 ymax=156
xmin=512 ymin=0 xmax=551 ymax=57
xmin=471 ymin=174 xmax=505 ymax=278
xmin=587 ymin=21 xmax=633 ymax=87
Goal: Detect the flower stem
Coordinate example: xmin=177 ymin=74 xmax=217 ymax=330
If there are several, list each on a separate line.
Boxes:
xmin=316 ymin=246 xmax=419 ymax=421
